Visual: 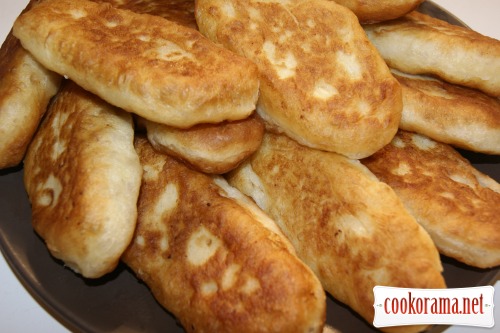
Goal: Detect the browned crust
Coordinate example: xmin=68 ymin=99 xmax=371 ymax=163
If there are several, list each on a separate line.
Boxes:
xmin=228 ymin=132 xmax=445 ymax=332
xmin=394 ymin=72 xmax=500 ymax=154
xmin=123 ymin=136 xmax=326 ymax=333
xmin=364 ymin=11 xmax=500 ymax=96
xmin=0 ymin=0 xmax=61 ymax=169
xmin=363 ymin=130 xmax=500 ymax=268
xmin=13 ymin=0 xmax=259 ymax=127
xmin=23 ymin=81 xmax=142 ymax=278
xmin=102 ymin=0 xmax=265 ymax=174
xmin=196 ymin=0 xmax=402 ymax=159
xmin=94 ymin=0 xmax=198 ymax=29
xmin=143 ymin=113 xmax=265 ymax=174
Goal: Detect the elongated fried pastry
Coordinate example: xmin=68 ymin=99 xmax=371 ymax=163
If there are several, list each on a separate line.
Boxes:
xmin=363 ymin=130 xmax=500 ymax=268
xmin=227 ymin=132 xmax=445 ymax=333
xmin=0 ymin=0 xmax=61 ymax=169
xmin=23 ymin=82 xmax=142 ymax=278
xmin=196 ymin=0 xmax=402 ymax=159
xmin=13 ymin=0 xmax=259 ymax=128
xmin=123 ymin=137 xmax=326 ymax=333
xmin=364 ymin=11 xmax=500 ymax=96
xmin=393 ymin=70 xmax=500 ymax=155
xmin=330 ymin=0 xmax=424 ymax=23
xmin=103 ymin=0 xmax=265 ymax=174
xmin=141 ymin=114 xmax=265 ymax=174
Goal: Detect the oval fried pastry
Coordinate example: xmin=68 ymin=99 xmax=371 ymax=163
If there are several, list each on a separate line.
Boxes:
xmin=23 ymin=82 xmax=142 ymax=278
xmin=142 ymin=113 xmax=265 ymax=174
xmin=227 ymin=132 xmax=445 ymax=333
xmin=364 ymin=11 xmax=500 ymax=96
xmin=109 ymin=0 xmax=265 ymax=175
xmin=123 ymin=137 xmax=326 ymax=333
xmin=13 ymin=0 xmax=259 ymax=128
xmin=363 ymin=130 xmax=500 ymax=268
xmin=196 ymin=0 xmax=402 ymax=159
xmin=0 ymin=0 xmax=61 ymax=169
xmin=394 ymin=70 xmax=500 ymax=155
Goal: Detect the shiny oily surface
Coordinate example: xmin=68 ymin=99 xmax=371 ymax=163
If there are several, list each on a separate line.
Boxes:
xmin=0 ymin=2 xmax=498 ymax=333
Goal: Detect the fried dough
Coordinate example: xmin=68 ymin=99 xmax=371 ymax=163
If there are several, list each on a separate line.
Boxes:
xmin=362 ymin=130 xmax=500 ymax=268
xmin=13 ymin=0 xmax=259 ymax=128
xmin=23 ymin=81 xmax=142 ymax=278
xmin=330 ymin=0 xmax=424 ymax=23
xmin=393 ymin=70 xmax=500 ymax=155
xmin=0 ymin=0 xmax=61 ymax=169
xmin=141 ymin=114 xmax=265 ymax=174
xmin=123 ymin=136 xmax=326 ymax=333
xmin=100 ymin=0 xmax=265 ymax=174
xmin=364 ymin=11 xmax=500 ymax=96
xmin=196 ymin=0 xmax=402 ymax=159
xmin=227 ymin=132 xmax=445 ymax=333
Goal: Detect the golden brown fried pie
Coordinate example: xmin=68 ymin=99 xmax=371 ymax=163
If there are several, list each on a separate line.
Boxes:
xmin=196 ymin=0 xmax=402 ymax=159
xmin=329 ymin=0 xmax=424 ymax=23
xmin=0 ymin=0 xmax=61 ymax=169
xmin=227 ymin=132 xmax=445 ymax=333
xmin=23 ymin=82 xmax=142 ymax=278
xmin=363 ymin=130 xmax=500 ymax=268
xmin=123 ymin=136 xmax=326 ymax=333
xmin=103 ymin=0 xmax=265 ymax=174
xmin=13 ymin=0 xmax=259 ymax=128
xmin=364 ymin=11 xmax=500 ymax=96
xmin=393 ymin=70 xmax=500 ymax=155
xmin=141 ymin=114 xmax=265 ymax=174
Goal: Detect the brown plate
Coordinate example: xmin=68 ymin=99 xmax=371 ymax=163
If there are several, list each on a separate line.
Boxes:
xmin=0 ymin=1 xmax=498 ymax=332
